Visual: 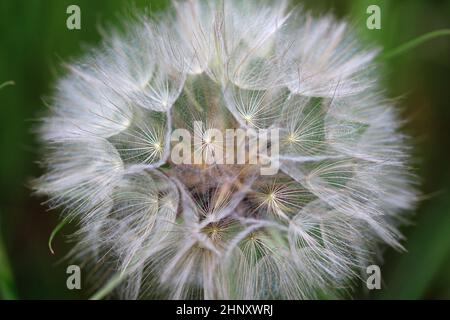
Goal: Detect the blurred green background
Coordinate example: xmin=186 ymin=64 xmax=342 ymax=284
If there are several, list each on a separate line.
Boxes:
xmin=0 ymin=0 xmax=449 ymax=299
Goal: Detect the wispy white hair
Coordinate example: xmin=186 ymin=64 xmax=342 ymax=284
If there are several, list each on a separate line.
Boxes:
xmin=34 ymin=0 xmax=417 ymax=299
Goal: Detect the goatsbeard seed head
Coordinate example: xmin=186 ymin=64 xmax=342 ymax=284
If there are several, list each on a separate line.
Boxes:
xmin=34 ymin=0 xmax=417 ymax=299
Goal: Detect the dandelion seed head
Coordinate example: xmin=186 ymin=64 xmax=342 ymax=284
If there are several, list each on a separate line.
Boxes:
xmin=34 ymin=0 xmax=417 ymax=299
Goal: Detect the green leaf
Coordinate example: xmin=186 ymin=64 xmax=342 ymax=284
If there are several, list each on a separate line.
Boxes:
xmin=0 ymin=222 xmax=17 ymax=299
xmin=380 ymin=29 xmax=450 ymax=60
xmin=0 ymin=81 xmax=14 ymax=90
xmin=48 ymin=217 xmax=69 ymax=255
xmin=90 ymin=273 xmax=126 ymax=300
xmin=376 ymin=194 xmax=450 ymax=299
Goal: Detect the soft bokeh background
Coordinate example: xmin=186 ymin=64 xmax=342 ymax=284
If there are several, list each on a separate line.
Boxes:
xmin=0 ymin=0 xmax=449 ymax=299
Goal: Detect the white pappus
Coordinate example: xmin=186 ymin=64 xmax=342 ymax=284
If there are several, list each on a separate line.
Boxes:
xmin=34 ymin=0 xmax=417 ymax=299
